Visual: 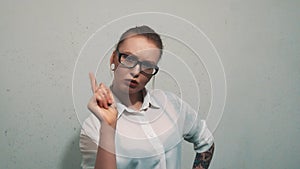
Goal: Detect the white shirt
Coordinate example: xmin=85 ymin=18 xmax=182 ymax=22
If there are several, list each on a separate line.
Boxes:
xmin=80 ymin=89 xmax=214 ymax=169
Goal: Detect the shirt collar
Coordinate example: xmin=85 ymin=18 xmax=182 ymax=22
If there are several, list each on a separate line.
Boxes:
xmin=111 ymin=88 xmax=160 ymax=119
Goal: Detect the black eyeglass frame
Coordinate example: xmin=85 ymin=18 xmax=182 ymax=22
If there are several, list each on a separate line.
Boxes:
xmin=115 ymin=49 xmax=159 ymax=75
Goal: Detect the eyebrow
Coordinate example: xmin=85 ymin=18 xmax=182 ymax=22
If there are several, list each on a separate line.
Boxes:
xmin=119 ymin=50 xmax=157 ymax=65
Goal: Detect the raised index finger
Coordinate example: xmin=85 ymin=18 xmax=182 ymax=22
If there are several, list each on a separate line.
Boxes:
xmin=89 ymin=72 xmax=97 ymax=93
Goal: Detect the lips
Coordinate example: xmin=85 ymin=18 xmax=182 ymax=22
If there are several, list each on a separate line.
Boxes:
xmin=125 ymin=79 xmax=139 ymax=88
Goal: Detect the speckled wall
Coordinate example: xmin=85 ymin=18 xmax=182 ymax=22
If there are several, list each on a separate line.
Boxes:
xmin=1 ymin=1 xmax=299 ymax=169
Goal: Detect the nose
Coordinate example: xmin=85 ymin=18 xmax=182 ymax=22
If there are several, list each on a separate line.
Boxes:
xmin=130 ymin=63 xmax=141 ymax=77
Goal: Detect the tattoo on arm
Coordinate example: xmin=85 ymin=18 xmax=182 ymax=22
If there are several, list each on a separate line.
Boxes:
xmin=192 ymin=143 xmax=215 ymax=169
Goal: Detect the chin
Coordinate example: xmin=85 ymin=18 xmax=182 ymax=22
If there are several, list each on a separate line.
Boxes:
xmin=127 ymin=87 xmax=141 ymax=94
xmin=117 ymin=85 xmax=139 ymax=94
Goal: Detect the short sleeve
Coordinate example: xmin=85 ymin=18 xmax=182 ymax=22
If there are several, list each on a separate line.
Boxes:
xmin=79 ymin=114 xmax=101 ymax=169
xmin=161 ymin=91 xmax=214 ymax=153
xmin=79 ymin=134 xmax=97 ymax=169
xmin=175 ymin=96 xmax=214 ymax=153
xmin=184 ymin=118 xmax=214 ymax=153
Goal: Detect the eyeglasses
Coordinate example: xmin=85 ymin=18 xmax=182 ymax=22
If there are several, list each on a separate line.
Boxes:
xmin=116 ymin=49 xmax=159 ymax=75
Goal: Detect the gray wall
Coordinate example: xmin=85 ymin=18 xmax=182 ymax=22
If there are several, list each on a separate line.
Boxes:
xmin=1 ymin=0 xmax=299 ymax=169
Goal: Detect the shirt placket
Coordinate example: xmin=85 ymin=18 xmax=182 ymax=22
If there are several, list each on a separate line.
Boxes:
xmin=139 ymin=114 xmax=167 ymax=169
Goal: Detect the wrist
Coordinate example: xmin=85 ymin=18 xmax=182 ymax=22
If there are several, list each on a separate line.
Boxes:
xmin=99 ymin=122 xmax=116 ymax=153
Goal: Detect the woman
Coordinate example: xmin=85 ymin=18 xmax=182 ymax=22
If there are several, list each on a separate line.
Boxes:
xmin=80 ymin=25 xmax=215 ymax=169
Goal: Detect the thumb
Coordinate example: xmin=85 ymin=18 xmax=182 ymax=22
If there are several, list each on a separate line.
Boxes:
xmin=106 ymin=86 xmax=115 ymax=106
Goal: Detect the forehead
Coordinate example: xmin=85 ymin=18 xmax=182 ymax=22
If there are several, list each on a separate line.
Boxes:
xmin=118 ymin=36 xmax=161 ymax=62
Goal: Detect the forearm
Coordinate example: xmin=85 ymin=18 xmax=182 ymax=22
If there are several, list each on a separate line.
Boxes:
xmin=94 ymin=123 xmax=117 ymax=169
xmin=192 ymin=143 xmax=215 ymax=169
xmin=95 ymin=147 xmax=116 ymax=169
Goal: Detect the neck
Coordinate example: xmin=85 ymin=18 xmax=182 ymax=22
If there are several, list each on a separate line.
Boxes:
xmin=111 ymin=86 xmax=145 ymax=111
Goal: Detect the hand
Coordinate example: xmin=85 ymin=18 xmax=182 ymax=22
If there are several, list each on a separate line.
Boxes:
xmin=87 ymin=72 xmax=118 ymax=127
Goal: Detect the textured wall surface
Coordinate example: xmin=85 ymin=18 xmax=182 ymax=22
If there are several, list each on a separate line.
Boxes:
xmin=1 ymin=1 xmax=299 ymax=169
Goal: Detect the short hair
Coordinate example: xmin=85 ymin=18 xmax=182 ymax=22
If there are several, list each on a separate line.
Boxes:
xmin=116 ymin=25 xmax=163 ymax=57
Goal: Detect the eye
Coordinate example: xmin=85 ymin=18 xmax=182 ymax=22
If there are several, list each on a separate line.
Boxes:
xmin=119 ymin=53 xmax=135 ymax=62
xmin=142 ymin=61 xmax=156 ymax=68
xmin=125 ymin=55 xmax=137 ymax=62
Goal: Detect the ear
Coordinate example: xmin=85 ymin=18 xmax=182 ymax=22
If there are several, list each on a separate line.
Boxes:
xmin=110 ymin=50 xmax=117 ymax=65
